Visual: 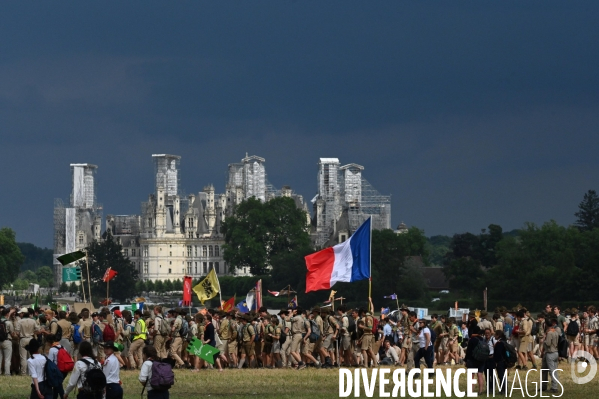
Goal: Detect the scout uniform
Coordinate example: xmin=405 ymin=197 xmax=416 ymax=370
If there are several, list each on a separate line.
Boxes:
xmin=242 ymin=317 xmax=256 ymax=357
xmin=360 ymin=312 xmax=374 ymax=352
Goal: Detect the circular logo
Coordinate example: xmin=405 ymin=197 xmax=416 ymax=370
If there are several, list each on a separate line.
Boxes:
xmin=571 ymin=350 xmax=597 ymax=384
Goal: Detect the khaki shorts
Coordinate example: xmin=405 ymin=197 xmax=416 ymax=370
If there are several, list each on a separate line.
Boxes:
xmin=302 ymin=341 xmax=315 ymax=355
xmin=341 ymin=335 xmax=351 ymax=351
xmin=228 ymin=340 xmax=238 ymax=354
xmin=567 ymin=335 xmax=578 ymax=344
xmin=519 ymin=340 xmax=532 ymax=353
xmin=449 ymin=340 xmax=458 ymax=353
xmin=219 ymin=339 xmax=228 ymax=354
xmin=590 ymin=335 xmax=598 ymax=347
xmin=401 ymin=337 xmax=411 ymax=349
xmin=434 ymin=338 xmax=443 ymax=352
xmin=290 ymin=334 xmax=303 ymax=353
xmin=360 ymin=334 xmax=373 ymax=351
xmin=322 ymin=334 xmax=334 ymax=350
xmin=242 ymin=342 xmax=255 ymax=357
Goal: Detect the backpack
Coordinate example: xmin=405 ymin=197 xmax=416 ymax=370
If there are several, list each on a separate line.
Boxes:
xmin=237 ymin=324 xmax=244 ymax=343
xmin=43 ymin=355 xmax=64 ymax=389
xmin=566 ymin=320 xmax=579 ymax=337
xmin=254 ymin=324 xmax=261 ymax=343
xmin=56 ymin=346 xmax=75 ymax=373
xmin=229 ymin=321 xmax=238 ymax=341
xmin=530 ymin=321 xmax=539 ymax=336
xmin=50 ymin=321 xmax=63 ymax=341
xmin=73 ymin=324 xmax=83 ymax=345
xmin=179 ymin=318 xmax=189 ymax=338
xmin=158 ymin=316 xmax=170 ymax=336
xmin=0 ymin=320 xmax=7 ymax=342
xmin=348 ymin=318 xmax=357 ymax=340
xmin=472 ymin=337 xmax=490 ymax=362
xmin=504 ymin=322 xmax=513 ymax=337
xmin=92 ymin=323 xmax=103 ymax=344
xmin=80 ymin=359 xmax=106 ymax=394
xmin=326 ymin=316 xmax=339 ymax=333
xmin=308 ymin=319 xmax=320 ymax=342
xmin=558 ymin=335 xmax=568 ymax=358
xmin=150 ymin=360 xmax=175 ymax=391
xmin=103 ymin=323 xmax=116 ymax=343
xmin=429 ymin=327 xmax=436 ymax=344
xmin=502 ymin=341 xmax=518 ymax=368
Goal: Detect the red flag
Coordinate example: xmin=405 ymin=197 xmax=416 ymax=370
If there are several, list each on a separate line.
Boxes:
xmin=222 ymin=295 xmax=236 ymax=312
xmin=183 ymin=276 xmax=193 ymax=306
xmin=103 ymin=267 xmax=117 ymax=282
xmin=256 ymin=279 xmax=262 ymax=309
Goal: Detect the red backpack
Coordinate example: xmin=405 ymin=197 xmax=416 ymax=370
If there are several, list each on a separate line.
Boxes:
xmin=103 ymin=323 xmax=116 ymax=343
xmin=57 ymin=346 xmax=75 ymax=372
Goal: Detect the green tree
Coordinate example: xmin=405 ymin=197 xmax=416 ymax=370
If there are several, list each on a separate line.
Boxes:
xmin=135 ymin=280 xmax=147 ymax=294
xmin=163 ymin=279 xmax=173 ymax=292
xmin=154 ymin=280 xmax=165 ymax=293
xmin=22 ymin=270 xmax=37 ymax=283
xmin=76 ymin=232 xmax=138 ymax=302
xmin=222 ymin=197 xmax=312 ymax=276
xmin=0 ymin=228 xmax=25 ymax=289
xmin=36 ymin=266 xmax=54 ymax=287
xmin=575 ymin=189 xmax=599 ymax=232
xmin=16 ymin=243 xmax=53 ymax=272
xmin=68 ymin=282 xmax=79 ymax=293
xmin=146 ymin=280 xmax=155 ymax=292
xmin=59 ymin=282 xmax=69 ymax=293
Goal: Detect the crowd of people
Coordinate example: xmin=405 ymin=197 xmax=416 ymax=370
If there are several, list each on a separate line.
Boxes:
xmin=0 ymin=300 xmax=595 ymax=397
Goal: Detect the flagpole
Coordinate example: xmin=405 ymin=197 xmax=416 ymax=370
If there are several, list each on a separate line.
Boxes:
xmin=85 ymin=252 xmax=93 ymax=306
xmin=80 ymin=265 xmax=87 ymax=304
xmin=106 ymin=268 xmax=110 ymax=307
xmin=286 ymin=285 xmax=290 ymax=309
xmin=368 ymin=216 xmax=372 ymax=309
xmin=216 ymin=270 xmax=223 ymax=306
xmin=396 ymin=296 xmax=399 ymax=311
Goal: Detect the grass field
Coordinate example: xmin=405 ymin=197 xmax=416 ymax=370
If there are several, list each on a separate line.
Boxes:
xmin=3 ymin=363 xmax=596 ymax=398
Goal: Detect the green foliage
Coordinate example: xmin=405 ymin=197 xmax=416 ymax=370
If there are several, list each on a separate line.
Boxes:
xmin=22 ymin=270 xmax=37 ymax=283
xmin=427 ymin=235 xmax=451 ymax=265
xmin=77 ymin=232 xmax=139 ymax=302
xmin=575 ymin=189 xmax=599 ymax=232
xmin=146 ymin=280 xmax=155 ymax=292
xmin=68 ymin=282 xmax=79 ymax=293
xmin=154 ymin=280 xmax=164 ymax=293
xmin=12 ymin=278 xmax=29 ymax=291
xmin=163 ymin=279 xmax=173 ymax=292
xmin=222 ymin=197 xmax=312 ymax=276
xmin=59 ymin=282 xmax=69 ymax=293
xmin=0 ymin=228 xmax=25 ymax=289
xmin=36 ymin=266 xmax=54 ymax=287
xmin=135 ymin=280 xmax=147 ymax=293
xmin=16 ymin=242 xmax=53 ymax=272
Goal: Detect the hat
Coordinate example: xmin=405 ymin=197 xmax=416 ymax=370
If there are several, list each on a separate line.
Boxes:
xmin=91 ymin=312 xmax=99 ymax=317
xmin=312 ymin=306 xmax=320 ymax=313
xmin=399 ymin=304 xmax=409 ymax=311
xmin=114 ymin=310 xmax=122 ymax=318
xmin=18 ymin=307 xmax=28 ymax=314
xmin=102 ymin=341 xmax=119 ymax=351
xmin=480 ymin=311 xmax=488 ymax=318
xmin=25 ymin=338 xmax=40 ymax=354
xmin=468 ymin=311 xmax=476 ymax=318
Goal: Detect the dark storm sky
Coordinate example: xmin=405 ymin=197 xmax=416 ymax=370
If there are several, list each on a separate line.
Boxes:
xmin=1 ymin=2 xmax=598 ymax=248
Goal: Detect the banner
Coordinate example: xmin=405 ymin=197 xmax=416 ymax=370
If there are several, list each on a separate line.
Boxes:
xmin=62 ymin=267 xmax=82 ymax=282
xmin=222 ymin=295 xmax=236 ymax=312
xmin=57 ymin=250 xmax=86 ymax=266
xmin=183 ymin=276 xmax=193 ymax=306
xmin=192 ymin=269 xmax=220 ymax=304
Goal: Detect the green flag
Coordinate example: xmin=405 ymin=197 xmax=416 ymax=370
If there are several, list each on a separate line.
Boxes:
xmin=57 ymin=251 xmax=86 ymax=266
xmin=186 ymin=337 xmax=220 ymax=364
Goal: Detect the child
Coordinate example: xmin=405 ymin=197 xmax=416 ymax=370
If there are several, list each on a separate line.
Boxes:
xmin=102 ymin=341 xmax=123 ymax=399
xmin=26 ymin=338 xmax=53 ymax=399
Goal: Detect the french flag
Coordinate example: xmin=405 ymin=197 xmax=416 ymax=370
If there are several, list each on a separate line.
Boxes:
xmin=305 ymin=217 xmax=371 ymax=293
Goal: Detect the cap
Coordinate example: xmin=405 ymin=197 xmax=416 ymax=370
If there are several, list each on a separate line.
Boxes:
xmin=114 ymin=310 xmax=122 ymax=318
xmin=19 ymin=307 xmax=28 ymax=314
xmin=101 ymin=341 xmax=119 ymax=351
xmin=91 ymin=312 xmax=99 ymax=317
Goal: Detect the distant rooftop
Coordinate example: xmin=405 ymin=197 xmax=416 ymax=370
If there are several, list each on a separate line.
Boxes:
xmin=70 ymin=163 xmax=98 ymax=168
xmin=319 ymin=158 xmax=340 ymax=164
xmin=151 ymin=154 xmax=181 ymax=159
xmin=340 ymin=163 xmax=364 ymax=171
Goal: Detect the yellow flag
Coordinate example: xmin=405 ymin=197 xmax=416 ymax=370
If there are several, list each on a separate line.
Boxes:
xmin=192 ymin=269 xmax=220 ymax=304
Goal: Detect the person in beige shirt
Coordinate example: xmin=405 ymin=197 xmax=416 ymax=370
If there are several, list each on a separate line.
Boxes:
xmin=170 ymin=308 xmax=185 ymax=367
xmin=152 ymin=306 xmax=168 ymax=359
xmin=516 ymin=311 xmax=535 ymax=369
xmin=16 ymin=307 xmax=39 ymax=375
